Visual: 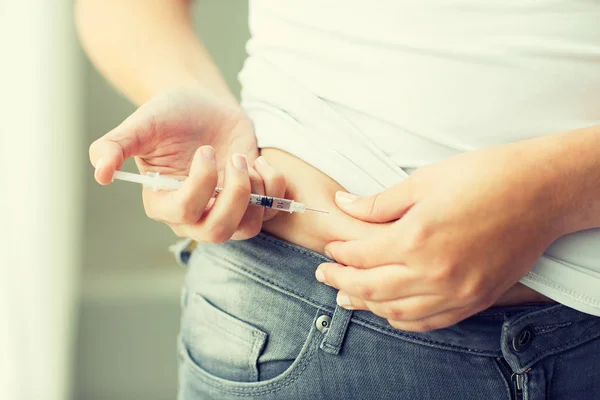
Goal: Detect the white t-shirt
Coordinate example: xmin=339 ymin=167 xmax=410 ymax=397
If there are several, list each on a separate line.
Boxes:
xmin=239 ymin=0 xmax=600 ymax=315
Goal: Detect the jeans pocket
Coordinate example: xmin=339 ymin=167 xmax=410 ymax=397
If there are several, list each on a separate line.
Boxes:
xmin=178 ymin=299 xmax=321 ymax=397
xmin=181 ymin=293 xmax=267 ymax=382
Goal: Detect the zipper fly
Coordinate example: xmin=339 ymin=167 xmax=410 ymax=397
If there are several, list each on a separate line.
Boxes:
xmin=511 ymin=368 xmax=531 ymax=400
xmin=497 ymin=358 xmax=530 ymax=400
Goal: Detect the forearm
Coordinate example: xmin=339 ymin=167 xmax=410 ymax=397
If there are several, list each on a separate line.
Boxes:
xmin=75 ymin=0 xmax=236 ymax=106
xmin=521 ymin=124 xmax=600 ymax=236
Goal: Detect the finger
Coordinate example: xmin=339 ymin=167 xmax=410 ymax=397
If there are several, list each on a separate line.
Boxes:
xmin=388 ymin=306 xmax=477 ymax=333
xmin=315 ymin=263 xmax=420 ymax=301
xmin=334 ymin=179 xmax=415 ymax=223
xmin=230 ymin=166 xmax=265 ymax=240
xmin=181 ymin=154 xmax=251 ymax=243
xmin=90 ymin=141 xmax=126 ymax=185
xmin=142 ymin=146 xmax=218 ymax=223
xmin=89 ymin=107 xmax=159 ymax=185
xmin=324 ymin=233 xmax=402 ymax=268
xmin=168 ymin=223 xmax=188 ymax=238
xmin=254 ymin=156 xmax=286 ymax=221
xmin=336 ymin=291 xmax=369 ymax=310
xmin=351 ymin=295 xmax=450 ymax=322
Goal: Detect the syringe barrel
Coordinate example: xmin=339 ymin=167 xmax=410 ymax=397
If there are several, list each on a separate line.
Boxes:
xmin=249 ymin=194 xmax=293 ymax=212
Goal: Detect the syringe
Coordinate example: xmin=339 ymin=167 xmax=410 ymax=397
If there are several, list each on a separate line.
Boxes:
xmin=112 ymin=171 xmax=328 ymax=214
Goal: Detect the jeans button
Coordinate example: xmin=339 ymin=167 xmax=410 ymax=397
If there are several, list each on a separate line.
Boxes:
xmin=316 ymin=315 xmax=332 ymax=333
xmin=512 ymin=326 xmax=533 ymax=352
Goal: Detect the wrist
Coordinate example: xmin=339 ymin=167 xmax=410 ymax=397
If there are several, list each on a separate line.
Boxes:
xmin=497 ymin=139 xmax=570 ymax=242
xmin=516 ymin=127 xmax=600 ymax=237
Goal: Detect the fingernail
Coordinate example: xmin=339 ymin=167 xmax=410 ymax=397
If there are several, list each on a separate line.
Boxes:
xmin=337 ymin=293 xmax=353 ymax=308
xmin=232 ymin=154 xmax=248 ymax=171
xmin=315 ymin=267 xmax=328 ymax=285
xmin=335 ymin=191 xmax=358 ymax=204
xmin=201 ymin=146 xmax=215 ymax=164
xmin=323 ymin=249 xmax=333 ymax=259
xmin=256 ymin=156 xmax=270 ymax=166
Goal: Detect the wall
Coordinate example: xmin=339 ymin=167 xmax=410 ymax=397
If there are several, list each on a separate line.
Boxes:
xmin=74 ymin=2 xmax=250 ymax=399
xmin=0 ymin=1 xmax=84 ymax=399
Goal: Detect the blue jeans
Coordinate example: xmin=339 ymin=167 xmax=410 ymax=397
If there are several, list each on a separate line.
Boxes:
xmin=175 ymin=233 xmax=600 ymax=400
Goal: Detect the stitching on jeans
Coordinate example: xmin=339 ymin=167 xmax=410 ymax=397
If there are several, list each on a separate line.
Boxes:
xmin=248 ymin=330 xmax=264 ymax=382
xmin=520 ymin=329 xmax=600 ymax=367
xmin=217 ymin=254 xmax=336 ymax=313
xmin=215 ymin=250 xmax=503 ymax=355
xmin=219 ymin=254 xmax=504 ymax=355
xmin=532 ymin=322 xmax=572 ymax=336
xmin=509 ymin=305 xmax=563 ymax=326
xmin=256 ymin=234 xmax=332 ymax=262
xmin=191 ymin=294 xmax=258 ymax=345
xmin=350 ymin=316 xmax=499 ymax=356
xmin=549 ymin=355 xmax=561 ymax=400
xmin=221 ymin=253 xmax=498 ymax=355
xmin=322 ymin=343 xmax=336 ymax=350
xmin=327 ymin=308 xmax=352 ymax=352
xmin=182 ymin=318 xmax=320 ymax=395
xmin=186 ymin=341 xmax=315 ymax=395
xmin=211 ymin=236 xmax=509 ymax=355
xmin=492 ymin=357 xmax=514 ymax=399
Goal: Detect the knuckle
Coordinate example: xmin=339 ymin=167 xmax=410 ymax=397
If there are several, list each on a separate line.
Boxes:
xmin=173 ymin=199 xmax=201 ymax=224
xmin=203 ymin=223 xmax=231 ymax=244
xmin=235 ymin=221 xmax=262 ymax=240
xmin=386 ymin=306 xmax=405 ymax=322
xmin=457 ymin=278 xmax=485 ymax=303
xmin=357 ymin=284 xmax=376 ymax=301
xmin=365 ymin=192 xmax=382 ymax=219
xmin=245 ymin=221 xmax=263 ymax=238
xmin=403 ymin=218 xmax=430 ymax=253
xmin=267 ymin=171 xmax=285 ymax=190
xmin=228 ymin=181 xmax=251 ymax=199
xmin=196 ymin=168 xmax=218 ymax=188
xmin=430 ymin=260 xmax=457 ymax=283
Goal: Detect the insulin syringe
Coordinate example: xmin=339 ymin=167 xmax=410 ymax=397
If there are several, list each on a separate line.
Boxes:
xmin=112 ymin=171 xmax=328 ymax=214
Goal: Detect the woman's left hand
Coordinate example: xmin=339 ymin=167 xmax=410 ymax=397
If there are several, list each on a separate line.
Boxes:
xmin=316 ymin=142 xmax=563 ymax=332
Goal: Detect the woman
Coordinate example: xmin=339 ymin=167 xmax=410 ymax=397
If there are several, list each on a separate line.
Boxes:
xmin=77 ymin=1 xmax=600 ymax=399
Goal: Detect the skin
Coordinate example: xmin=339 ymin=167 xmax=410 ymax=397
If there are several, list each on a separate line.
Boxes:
xmin=89 ymin=89 xmax=287 ymax=242
xmin=77 ymin=0 xmax=600 ymax=332
xmin=317 ymin=129 xmax=600 ymax=331
xmin=77 ymin=0 xmax=285 ymax=242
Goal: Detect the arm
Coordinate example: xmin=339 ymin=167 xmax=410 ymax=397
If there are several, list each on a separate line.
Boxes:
xmin=75 ymin=0 xmax=236 ymax=106
xmin=527 ymin=125 xmax=600 ymax=236
xmin=315 ymin=125 xmax=600 ymax=332
xmin=77 ymin=0 xmax=286 ymax=243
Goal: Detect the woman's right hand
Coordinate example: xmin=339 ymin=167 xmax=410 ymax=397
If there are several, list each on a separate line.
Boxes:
xmin=89 ymin=88 xmax=286 ymax=242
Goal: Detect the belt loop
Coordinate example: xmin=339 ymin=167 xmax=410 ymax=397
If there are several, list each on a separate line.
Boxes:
xmin=320 ymin=305 xmax=353 ymax=355
xmin=169 ymin=238 xmax=197 ymax=267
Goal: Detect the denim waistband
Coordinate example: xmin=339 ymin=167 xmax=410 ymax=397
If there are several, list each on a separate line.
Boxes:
xmin=182 ymin=232 xmax=600 ymax=372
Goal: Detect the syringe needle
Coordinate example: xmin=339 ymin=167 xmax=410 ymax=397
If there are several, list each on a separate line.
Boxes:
xmin=305 ymin=208 xmax=329 ymax=214
xmin=112 ymin=170 xmax=329 ymax=214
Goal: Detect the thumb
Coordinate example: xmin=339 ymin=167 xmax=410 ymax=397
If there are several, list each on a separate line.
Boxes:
xmin=89 ymin=107 xmax=158 ymax=185
xmin=334 ymin=182 xmax=415 ymax=223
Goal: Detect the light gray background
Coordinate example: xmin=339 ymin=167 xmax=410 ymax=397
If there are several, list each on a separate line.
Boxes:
xmin=75 ymin=2 xmax=250 ymax=399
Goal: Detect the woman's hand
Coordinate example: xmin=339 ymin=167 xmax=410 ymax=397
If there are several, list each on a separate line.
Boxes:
xmin=316 ymin=142 xmax=562 ymax=332
xmin=89 ymin=88 xmax=285 ymax=243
